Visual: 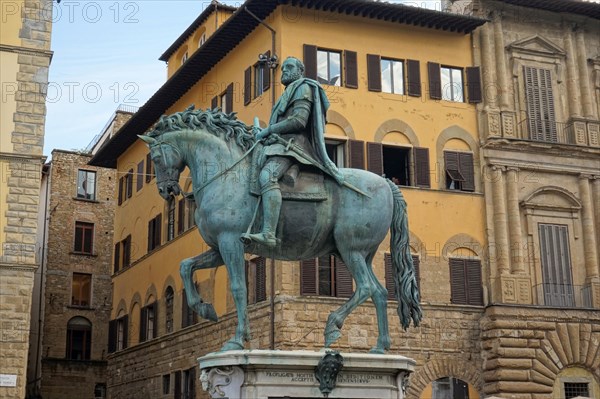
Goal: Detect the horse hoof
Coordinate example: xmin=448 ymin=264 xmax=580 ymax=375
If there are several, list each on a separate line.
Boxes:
xmin=369 ymin=347 xmax=385 ymax=354
xmin=324 ymin=329 xmax=342 ymax=347
xmin=220 ymin=340 xmax=244 ymax=352
xmin=196 ymin=303 xmax=218 ymax=322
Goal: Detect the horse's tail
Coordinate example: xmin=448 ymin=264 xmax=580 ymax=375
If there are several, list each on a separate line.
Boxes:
xmin=386 ymin=179 xmax=422 ymax=330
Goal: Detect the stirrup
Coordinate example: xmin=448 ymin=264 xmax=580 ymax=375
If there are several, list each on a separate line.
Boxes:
xmin=241 ymin=232 xmax=277 ymax=248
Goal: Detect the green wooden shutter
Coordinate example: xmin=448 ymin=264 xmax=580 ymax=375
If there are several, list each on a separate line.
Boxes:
xmin=300 ymin=259 xmax=317 ymax=295
xmin=413 ymin=147 xmax=430 ymax=188
xmin=407 ymin=59 xmax=421 ymax=97
xmin=428 ymin=62 xmax=442 ymax=100
xmin=367 ymin=142 xmax=384 ymax=176
xmin=367 ymin=54 xmax=382 ymax=92
xmin=303 ymin=44 xmax=317 ymax=80
xmin=344 ymin=50 xmax=358 ymax=89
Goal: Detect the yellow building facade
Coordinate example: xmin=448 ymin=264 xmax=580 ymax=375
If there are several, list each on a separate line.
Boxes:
xmin=1 ymin=0 xmax=53 ymax=397
xmin=91 ymin=1 xmax=489 ymax=398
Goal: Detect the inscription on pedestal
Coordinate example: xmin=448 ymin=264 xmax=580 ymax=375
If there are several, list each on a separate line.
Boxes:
xmin=261 ymin=371 xmax=390 ymax=386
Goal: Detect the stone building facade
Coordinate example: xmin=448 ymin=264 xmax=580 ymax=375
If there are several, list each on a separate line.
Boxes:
xmin=0 ymin=0 xmax=54 ymax=397
xmin=445 ymin=0 xmax=600 ymax=397
xmin=30 ymin=150 xmax=116 ymax=399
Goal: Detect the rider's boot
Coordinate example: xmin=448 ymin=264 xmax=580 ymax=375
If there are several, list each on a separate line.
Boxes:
xmin=245 ymin=186 xmax=281 ymax=248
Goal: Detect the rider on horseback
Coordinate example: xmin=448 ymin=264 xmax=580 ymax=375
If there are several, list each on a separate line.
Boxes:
xmin=243 ymin=56 xmax=344 ymax=248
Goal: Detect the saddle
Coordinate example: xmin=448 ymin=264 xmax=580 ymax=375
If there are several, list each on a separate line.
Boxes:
xmin=249 ymin=143 xmax=328 ymax=201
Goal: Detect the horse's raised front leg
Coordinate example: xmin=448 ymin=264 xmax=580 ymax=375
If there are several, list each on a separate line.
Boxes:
xmin=180 ymin=249 xmax=223 ymax=322
xmin=218 ymin=234 xmax=249 ymax=351
xmin=324 ymin=252 xmax=374 ymax=349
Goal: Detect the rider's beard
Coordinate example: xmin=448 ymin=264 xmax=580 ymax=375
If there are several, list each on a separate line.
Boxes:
xmin=281 ymin=71 xmax=302 ymax=86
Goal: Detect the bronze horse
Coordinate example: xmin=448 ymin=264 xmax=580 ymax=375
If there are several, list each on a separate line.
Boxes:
xmin=139 ymin=107 xmax=421 ymax=353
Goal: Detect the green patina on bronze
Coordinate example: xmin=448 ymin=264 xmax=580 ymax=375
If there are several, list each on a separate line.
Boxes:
xmin=139 ymin=57 xmax=422 ymax=354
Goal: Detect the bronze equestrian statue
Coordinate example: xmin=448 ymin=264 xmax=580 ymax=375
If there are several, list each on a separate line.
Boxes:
xmin=139 ymin=56 xmax=421 ymax=353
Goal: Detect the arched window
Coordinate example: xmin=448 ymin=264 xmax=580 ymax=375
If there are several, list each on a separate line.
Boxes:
xmin=165 ymin=286 xmax=174 ymax=333
xmin=430 ymin=377 xmax=476 ymax=399
xmin=66 ymin=316 xmax=92 ymax=360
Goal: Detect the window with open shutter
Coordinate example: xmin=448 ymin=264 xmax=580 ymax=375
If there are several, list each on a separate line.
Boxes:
xmin=524 ymin=66 xmax=557 ymax=142
xmin=458 ymin=152 xmax=475 ymax=192
xmin=118 ymin=176 xmax=124 ymax=205
xmin=348 ymin=140 xmax=365 ymax=169
xmin=126 ymin=169 xmax=133 ymax=199
xmin=113 ymin=242 xmax=120 ymax=273
xmin=444 ymin=151 xmax=475 ymax=192
xmin=367 ymin=142 xmax=384 ymax=176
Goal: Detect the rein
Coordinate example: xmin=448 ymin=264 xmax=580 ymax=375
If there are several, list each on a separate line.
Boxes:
xmin=187 ymin=140 xmax=260 ymax=198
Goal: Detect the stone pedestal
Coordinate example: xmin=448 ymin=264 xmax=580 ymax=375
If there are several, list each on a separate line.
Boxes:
xmin=199 ymin=350 xmax=415 ymax=399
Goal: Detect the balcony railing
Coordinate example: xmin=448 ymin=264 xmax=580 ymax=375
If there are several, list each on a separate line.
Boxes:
xmin=534 ymin=283 xmax=593 ymax=308
xmin=519 ymin=118 xmax=567 ymax=143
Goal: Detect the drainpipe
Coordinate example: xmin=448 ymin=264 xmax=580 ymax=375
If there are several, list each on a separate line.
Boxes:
xmin=243 ymin=6 xmax=277 ymax=107
xmin=243 ymin=6 xmax=278 ymax=350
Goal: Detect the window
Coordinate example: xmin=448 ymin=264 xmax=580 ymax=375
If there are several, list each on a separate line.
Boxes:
xmin=94 ymin=383 xmax=106 ymax=399
xmin=136 ymin=160 xmax=144 ymax=191
xmin=432 ymin=377 xmax=470 ymax=399
xmin=325 ymin=140 xmax=345 ymax=168
xmin=381 ymin=59 xmax=404 ymax=95
xmin=76 ymin=170 xmax=96 ymax=200
xmin=148 ymin=214 xmax=162 ymax=252
xmin=183 ymin=367 xmax=196 ymax=399
xmin=118 ymin=170 xmax=133 ymax=205
xmin=181 ymin=52 xmax=188 ymax=64
xmin=367 ymin=143 xmax=430 ymax=188
xmin=444 ymin=151 xmax=474 ymax=192
xmin=113 ymin=235 xmax=131 ymax=273
xmin=165 ymin=286 xmax=174 ymax=333
xmin=300 ymin=256 xmax=353 ymax=298
xmin=449 ymin=258 xmax=483 ymax=306
xmin=145 ymin=152 xmax=154 ymax=183
xmin=72 ymin=273 xmax=91 ymax=307
xmin=246 ymin=257 xmax=267 ymax=305
xmin=441 ymin=66 xmax=464 ymax=102
xmin=254 ymin=55 xmax=270 ymax=99
xmin=213 ymin=83 xmax=233 ymax=113
xmin=317 ymin=50 xmax=341 ymax=86
xmin=539 ymin=224 xmax=574 ymax=307
xmin=186 ymin=198 xmax=197 ymax=231
xmin=163 ymin=374 xmax=171 ymax=395
xmin=74 ymin=221 xmax=94 ymax=254
xmin=108 ymin=315 xmax=128 ymax=353
xmin=167 ymin=200 xmax=176 ymax=241
xmin=304 ymin=45 xmax=357 ymax=88
xmin=564 ymin=382 xmax=589 ymax=398
xmin=140 ymin=302 xmax=157 ymax=342
xmin=524 ymin=66 xmax=557 ymax=142
xmin=182 ymin=287 xmax=199 ymax=328
xmin=385 ymin=253 xmax=420 ymax=300
xmin=198 ymin=33 xmax=206 ymax=48
xmin=66 ymin=317 xmax=91 ymax=360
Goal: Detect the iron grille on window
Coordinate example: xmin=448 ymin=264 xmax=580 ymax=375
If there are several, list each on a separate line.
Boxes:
xmin=564 ymin=382 xmax=589 ymax=399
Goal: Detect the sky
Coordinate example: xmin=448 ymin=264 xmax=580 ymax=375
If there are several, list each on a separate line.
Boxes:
xmin=43 ymin=0 xmax=444 ymax=155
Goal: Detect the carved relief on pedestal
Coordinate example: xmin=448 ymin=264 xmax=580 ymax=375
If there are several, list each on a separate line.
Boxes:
xmin=587 ymin=123 xmax=599 ymax=147
xmin=201 ymin=366 xmax=244 ymax=399
xmin=573 ymin=121 xmax=588 ymax=145
xmin=502 ymin=277 xmax=516 ymax=302
xmin=517 ymin=278 xmax=532 ymax=303
xmin=487 ymin=112 xmax=501 ymax=137
xmin=501 ymin=112 xmax=516 ymax=137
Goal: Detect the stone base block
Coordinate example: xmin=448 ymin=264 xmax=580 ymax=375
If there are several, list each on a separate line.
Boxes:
xmin=198 ymin=350 xmax=415 ymax=398
xmin=496 ymin=275 xmax=532 ymax=304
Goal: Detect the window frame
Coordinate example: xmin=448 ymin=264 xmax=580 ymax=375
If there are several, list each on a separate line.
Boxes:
xmin=300 ymin=256 xmax=353 ymax=298
xmin=449 ymin=258 xmax=483 ymax=306
xmin=325 ymin=139 xmax=346 ymax=168
xmin=165 ymin=286 xmax=174 ymax=334
xmin=74 ymin=221 xmax=94 ymax=254
xmin=71 ymin=272 xmax=92 ymax=307
xmin=317 ymin=49 xmax=342 ymax=87
xmin=66 ymin=317 xmax=92 ymax=360
xmin=440 ymin=65 xmax=464 ymax=102
xmin=76 ymin=169 xmax=96 ymax=201
xmin=443 ymin=150 xmax=475 ymax=192
xmin=380 ymin=57 xmax=405 ymax=95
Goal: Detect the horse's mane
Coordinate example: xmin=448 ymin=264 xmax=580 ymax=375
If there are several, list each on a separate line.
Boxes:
xmin=147 ymin=105 xmax=255 ymax=150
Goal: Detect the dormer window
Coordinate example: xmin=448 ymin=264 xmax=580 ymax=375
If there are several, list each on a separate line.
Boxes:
xmin=198 ymin=33 xmax=206 ymax=48
xmin=181 ymin=52 xmax=188 ymax=65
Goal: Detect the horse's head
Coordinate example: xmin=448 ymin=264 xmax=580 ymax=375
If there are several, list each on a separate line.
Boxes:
xmin=138 ymin=134 xmax=185 ymax=200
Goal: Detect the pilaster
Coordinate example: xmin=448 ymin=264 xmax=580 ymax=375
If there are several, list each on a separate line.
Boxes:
xmin=578 ymin=175 xmax=599 ymax=281
xmin=563 ymin=25 xmax=582 ymax=118
xmin=506 ymin=167 xmax=524 ymax=274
